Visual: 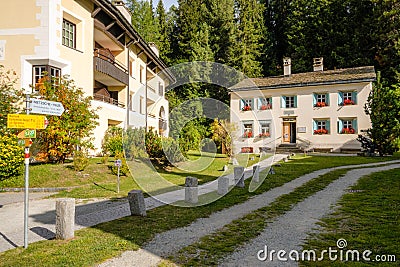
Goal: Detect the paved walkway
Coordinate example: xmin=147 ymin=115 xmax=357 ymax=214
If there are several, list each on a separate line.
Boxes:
xmin=98 ymin=160 xmax=400 ymax=267
xmin=0 ymin=154 xmax=286 ymax=253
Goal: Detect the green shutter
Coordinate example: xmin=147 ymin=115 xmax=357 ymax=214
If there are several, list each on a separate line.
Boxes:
xmin=353 ymin=119 xmax=358 ymax=133
xmin=313 ymin=120 xmax=317 ymax=131
xmin=352 ymin=91 xmax=357 ymax=104
xmin=338 ymin=92 xmax=343 ymax=105
xmin=257 ymin=98 xmax=262 ymax=110
xmin=240 ymin=99 xmax=244 ymax=110
xmin=269 ymin=97 xmax=273 ymax=109
xmin=326 ymin=93 xmax=330 ymax=106
xmin=326 ymin=120 xmax=330 ymax=133
xmin=338 ymin=119 xmax=344 ymax=133
xmin=294 ymin=96 xmax=298 ymax=108
xmin=281 ymin=96 xmax=285 ymax=108
xmin=313 ymin=94 xmax=317 ymax=106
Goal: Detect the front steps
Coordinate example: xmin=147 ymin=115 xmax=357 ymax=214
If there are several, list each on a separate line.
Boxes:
xmin=275 ymin=143 xmax=304 ymax=154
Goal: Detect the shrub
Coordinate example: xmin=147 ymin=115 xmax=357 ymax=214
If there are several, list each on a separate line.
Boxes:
xmin=0 ymin=135 xmax=24 ymax=180
xmin=109 ymin=151 xmax=129 ymax=176
xmin=102 ymin=126 xmax=123 ymax=156
xmin=123 ymin=127 xmax=147 ymax=159
xmin=162 ymin=138 xmax=185 ymax=163
xmin=73 ymin=150 xmax=89 ymax=171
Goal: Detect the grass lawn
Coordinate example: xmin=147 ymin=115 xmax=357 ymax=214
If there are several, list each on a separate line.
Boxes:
xmin=300 ymin=168 xmax=400 ymax=266
xmin=0 ymin=151 xmax=267 ymax=199
xmin=0 ymin=155 xmax=397 ymax=267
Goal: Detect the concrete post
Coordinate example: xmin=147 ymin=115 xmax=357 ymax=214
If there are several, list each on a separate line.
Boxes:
xmin=234 ymin=166 xmax=245 ymax=188
xmin=218 ymin=176 xmax=230 ymax=195
xmin=128 ymin=190 xmax=147 ymax=216
xmin=56 ymin=198 xmax=75 ymax=240
xmin=185 ymin=176 xmax=198 ymax=204
xmin=253 ymin=165 xmax=260 ymax=183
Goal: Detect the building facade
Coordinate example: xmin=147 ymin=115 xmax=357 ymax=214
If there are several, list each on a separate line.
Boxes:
xmin=230 ymin=58 xmax=376 ymax=154
xmin=0 ymin=0 xmax=173 ymax=153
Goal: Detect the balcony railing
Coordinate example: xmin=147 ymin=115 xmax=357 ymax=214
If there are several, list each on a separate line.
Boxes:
xmin=94 ymin=93 xmax=125 ymax=108
xmin=94 ymin=48 xmax=129 ymax=85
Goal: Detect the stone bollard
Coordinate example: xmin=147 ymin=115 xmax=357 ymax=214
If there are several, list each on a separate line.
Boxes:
xmin=234 ymin=166 xmax=245 ymax=188
xmin=128 ymin=190 xmax=147 ymax=216
xmin=218 ymin=176 xmax=230 ymax=195
xmin=268 ymin=166 xmax=276 ymax=175
xmin=223 ymin=165 xmax=228 ymax=172
xmin=253 ymin=165 xmax=260 ymax=183
xmin=283 ymin=157 xmax=289 ymax=162
xmin=56 ymin=198 xmax=75 ymax=240
xmin=185 ymin=176 xmax=198 ymax=204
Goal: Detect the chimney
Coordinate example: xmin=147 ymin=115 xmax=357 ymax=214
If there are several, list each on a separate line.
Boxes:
xmin=148 ymin=42 xmax=159 ymax=57
xmin=112 ymin=0 xmax=132 ymax=23
xmin=283 ymin=57 xmax=291 ymax=76
xmin=313 ymin=57 xmax=323 ymax=72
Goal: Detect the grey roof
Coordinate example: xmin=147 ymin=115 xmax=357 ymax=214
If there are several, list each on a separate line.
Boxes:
xmin=230 ymin=66 xmax=376 ymax=91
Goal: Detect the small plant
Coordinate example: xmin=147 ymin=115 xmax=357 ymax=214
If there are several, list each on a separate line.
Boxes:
xmin=314 ymin=129 xmax=329 ymax=135
xmin=109 ymin=151 xmax=129 ymax=176
xmin=342 ymin=99 xmax=355 ymax=105
xmin=258 ymin=132 xmax=271 ymax=138
xmin=0 ymin=135 xmax=24 ymax=180
xmin=243 ymin=131 xmax=253 ymax=138
xmin=242 ymin=105 xmax=251 ymax=111
xmin=260 ymin=104 xmax=272 ymax=110
xmin=341 ymin=127 xmax=356 ymax=134
xmin=73 ymin=150 xmax=89 ymax=171
xmin=315 ymin=102 xmax=328 ymax=107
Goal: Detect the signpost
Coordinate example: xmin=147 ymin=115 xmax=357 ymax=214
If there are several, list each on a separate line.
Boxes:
xmin=114 ymin=159 xmax=122 ymax=193
xmin=6 ymin=94 xmax=64 ymax=249
xmin=30 ymin=99 xmax=65 ymax=116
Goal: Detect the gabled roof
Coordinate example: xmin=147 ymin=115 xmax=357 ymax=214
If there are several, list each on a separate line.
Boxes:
xmin=230 ymin=66 xmax=376 ymax=91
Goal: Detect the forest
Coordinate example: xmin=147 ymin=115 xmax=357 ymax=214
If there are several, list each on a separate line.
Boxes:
xmin=126 ymin=0 xmax=400 ymax=154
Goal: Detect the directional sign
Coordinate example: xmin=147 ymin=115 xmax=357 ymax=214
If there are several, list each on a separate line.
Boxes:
xmin=17 ymin=129 xmax=36 ymax=139
xmin=30 ymin=99 xmax=65 ymax=116
xmin=7 ymin=114 xmax=47 ymax=129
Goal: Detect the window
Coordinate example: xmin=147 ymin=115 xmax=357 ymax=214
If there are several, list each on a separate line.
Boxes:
xmin=338 ymin=118 xmax=357 ymax=134
xmin=139 ymin=96 xmax=144 ymax=114
xmin=313 ymin=119 xmax=330 ymax=135
xmin=338 ymin=91 xmax=357 ymax=105
xmin=239 ymin=99 xmax=253 ymax=111
xmin=129 ymin=59 xmax=134 ymax=77
xmin=62 ymin=19 xmax=76 ymax=49
xmin=258 ymin=97 xmax=272 ymax=110
xmin=281 ymin=96 xmax=297 ymax=108
xmin=140 ymin=66 xmax=144 ymax=84
xmin=313 ymin=93 xmax=329 ymax=107
xmin=33 ymin=65 xmax=61 ymax=91
xmin=159 ymin=83 xmax=164 ymax=96
xmin=242 ymin=121 xmax=254 ymax=138
xmin=259 ymin=120 xmax=271 ymax=138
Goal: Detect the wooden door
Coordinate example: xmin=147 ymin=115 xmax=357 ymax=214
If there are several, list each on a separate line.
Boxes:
xmin=283 ymin=122 xmax=291 ymax=142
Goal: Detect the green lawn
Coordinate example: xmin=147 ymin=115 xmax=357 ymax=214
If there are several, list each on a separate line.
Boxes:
xmin=0 ymin=155 xmax=397 ymax=267
xmin=300 ymin=168 xmax=400 ymax=266
xmin=0 ymin=151 xmax=267 ymax=199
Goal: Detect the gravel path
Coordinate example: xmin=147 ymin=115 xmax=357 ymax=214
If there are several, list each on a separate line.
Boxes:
xmin=98 ymin=160 xmax=400 ymax=267
xmin=220 ymin=164 xmax=400 ymax=267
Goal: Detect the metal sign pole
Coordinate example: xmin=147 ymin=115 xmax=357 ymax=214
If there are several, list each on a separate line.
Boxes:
xmin=117 ymin=166 xmax=120 ymax=194
xmin=24 ymin=93 xmax=31 ymax=248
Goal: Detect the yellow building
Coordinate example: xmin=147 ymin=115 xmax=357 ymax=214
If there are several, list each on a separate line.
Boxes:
xmin=230 ymin=58 xmax=376 ymax=154
xmin=0 ymin=0 xmax=173 ymax=153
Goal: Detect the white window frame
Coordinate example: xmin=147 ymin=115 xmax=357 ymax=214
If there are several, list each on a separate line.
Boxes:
xmin=285 ymin=96 xmax=295 ymax=108
xmin=62 ymin=19 xmax=76 ymax=49
xmin=242 ymin=121 xmax=254 ymax=138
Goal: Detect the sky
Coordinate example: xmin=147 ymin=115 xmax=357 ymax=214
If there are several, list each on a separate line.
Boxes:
xmin=154 ymin=0 xmax=178 ymax=10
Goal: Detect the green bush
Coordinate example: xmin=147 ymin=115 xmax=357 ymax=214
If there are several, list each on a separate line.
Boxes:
xmin=73 ymin=150 xmax=89 ymax=171
xmin=162 ymin=138 xmax=185 ymax=163
xmin=109 ymin=151 xmax=129 ymax=176
xmin=0 ymin=135 xmax=24 ymax=180
xmin=102 ymin=126 xmax=123 ymax=156
xmin=123 ymin=127 xmax=147 ymax=159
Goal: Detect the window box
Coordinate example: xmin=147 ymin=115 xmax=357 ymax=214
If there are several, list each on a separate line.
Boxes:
xmin=314 ymin=101 xmax=328 ymax=107
xmin=243 ymin=131 xmax=253 ymax=138
xmin=241 ymin=147 xmax=253 ymax=153
xmin=314 ymin=129 xmax=329 ymax=135
xmin=258 ymin=132 xmax=271 ymax=138
xmin=343 ymin=99 xmax=355 ymax=105
xmin=260 ymin=104 xmax=272 ymax=110
xmin=341 ymin=127 xmax=356 ymax=134
xmin=242 ymin=105 xmax=252 ymax=111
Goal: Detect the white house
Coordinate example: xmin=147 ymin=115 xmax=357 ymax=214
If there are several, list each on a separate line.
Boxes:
xmin=0 ymin=0 xmax=174 ymax=154
xmin=230 ymin=58 xmax=376 ymax=154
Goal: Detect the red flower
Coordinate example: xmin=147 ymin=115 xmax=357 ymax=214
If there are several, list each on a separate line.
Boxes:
xmin=258 ymin=132 xmax=271 ymax=138
xmin=242 ymin=105 xmax=251 ymax=111
xmin=314 ymin=129 xmax=329 ymax=135
xmin=315 ymin=102 xmax=327 ymax=107
xmin=341 ymin=127 xmax=355 ymax=134
xmin=243 ymin=131 xmax=253 ymax=138
xmin=260 ymin=104 xmax=272 ymax=110
xmin=343 ymin=99 xmax=355 ymax=105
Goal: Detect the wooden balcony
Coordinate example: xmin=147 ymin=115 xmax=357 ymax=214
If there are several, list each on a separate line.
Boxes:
xmin=94 ymin=48 xmax=129 ymax=86
xmin=94 ymin=93 xmax=125 ymax=108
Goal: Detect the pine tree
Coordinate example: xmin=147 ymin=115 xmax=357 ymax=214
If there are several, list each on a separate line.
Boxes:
xmin=155 ymin=0 xmax=171 ymax=63
xmin=126 ymin=0 xmax=159 ymax=43
xmin=234 ymin=0 xmax=266 ymax=77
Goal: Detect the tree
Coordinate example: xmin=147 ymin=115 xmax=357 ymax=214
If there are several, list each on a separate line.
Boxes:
xmin=210 ymin=119 xmax=237 ymax=157
xmin=234 ymin=0 xmax=266 ymax=77
xmin=35 ymin=75 xmax=99 ymax=163
xmin=0 ymin=65 xmax=23 ymax=133
xmin=126 ymin=0 xmax=159 ymax=44
xmin=364 ymin=72 xmax=400 ymax=155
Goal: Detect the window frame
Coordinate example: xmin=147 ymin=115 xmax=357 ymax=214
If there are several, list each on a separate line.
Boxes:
xmin=313 ymin=119 xmax=330 ymax=135
xmin=62 ymin=19 xmax=76 ymax=49
xmin=259 ymin=120 xmax=271 ymax=138
xmin=242 ymin=120 xmax=254 ymax=138
xmin=33 ymin=65 xmax=61 ymax=91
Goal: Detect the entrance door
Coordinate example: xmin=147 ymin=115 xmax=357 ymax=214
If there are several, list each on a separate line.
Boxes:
xmin=283 ymin=122 xmax=291 ymax=143
xmin=283 ymin=121 xmax=297 ymax=143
